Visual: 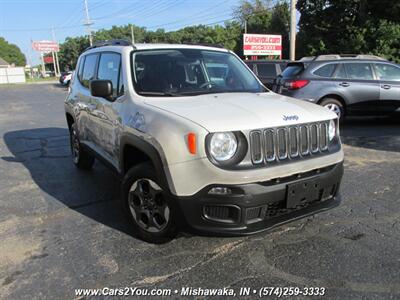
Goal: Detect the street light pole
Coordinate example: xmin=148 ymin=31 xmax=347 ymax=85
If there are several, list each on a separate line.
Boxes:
xmin=289 ymin=0 xmax=297 ymax=61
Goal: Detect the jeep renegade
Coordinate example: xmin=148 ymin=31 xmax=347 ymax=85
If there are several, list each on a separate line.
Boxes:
xmin=65 ymin=40 xmax=344 ymax=243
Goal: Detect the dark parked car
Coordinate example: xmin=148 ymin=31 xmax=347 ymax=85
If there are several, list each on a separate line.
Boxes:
xmin=244 ymin=59 xmax=288 ymax=89
xmin=272 ymin=55 xmax=400 ymax=120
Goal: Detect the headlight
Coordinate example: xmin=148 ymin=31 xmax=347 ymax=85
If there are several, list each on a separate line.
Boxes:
xmin=328 ymin=119 xmax=336 ymax=141
xmin=209 ymin=132 xmax=237 ymax=161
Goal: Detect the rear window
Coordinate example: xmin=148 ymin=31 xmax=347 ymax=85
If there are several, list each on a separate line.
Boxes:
xmin=313 ymin=64 xmax=337 ymax=77
xmin=281 ymin=64 xmax=304 ymax=78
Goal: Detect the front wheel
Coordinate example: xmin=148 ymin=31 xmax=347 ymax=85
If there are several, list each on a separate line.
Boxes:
xmin=122 ymin=163 xmax=178 ymax=243
xmin=320 ymin=98 xmax=345 ymax=120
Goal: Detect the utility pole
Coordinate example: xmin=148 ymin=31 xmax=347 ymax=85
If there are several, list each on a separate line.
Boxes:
xmin=52 ymin=27 xmax=61 ymax=76
xmin=84 ymin=0 xmax=93 ymax=46
xmin=40 ymin=52 xmax=46 ymax=77
xmin=289 ymin=0 xmax=297 ymax=61
xmin=130 ymin=24 xmax=135 ymax=44
xmin=244 ymin=18 xmax=248 ymax=60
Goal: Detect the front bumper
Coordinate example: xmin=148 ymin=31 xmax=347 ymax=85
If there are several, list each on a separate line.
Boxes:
xmin=176 ymin=162 xmax=343 ymax=235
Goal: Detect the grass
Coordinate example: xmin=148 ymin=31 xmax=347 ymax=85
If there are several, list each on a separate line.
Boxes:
xmin=26 ymin=77 xmax=58 ymax=83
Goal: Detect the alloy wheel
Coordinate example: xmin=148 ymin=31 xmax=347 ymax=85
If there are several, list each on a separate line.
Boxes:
xmin=128 ymin=179 xmax=170 ymax=233
xmin=324 ymin=103 xmax=342 ymax=119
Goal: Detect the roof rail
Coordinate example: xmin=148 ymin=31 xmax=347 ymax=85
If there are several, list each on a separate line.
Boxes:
xmin=298 ymin=56 xmax=316 ymax=61
xmin=301 ymin=54 xmax=387 ymax=61
xmin=182 ymin=42 xmax=225 ymax=48
xmin=84 ymin=39 xmax=133 ymax=52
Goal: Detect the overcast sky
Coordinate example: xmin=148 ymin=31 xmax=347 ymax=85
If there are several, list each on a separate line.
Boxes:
xmin=0 ymin=0 xmax=240 ymax=65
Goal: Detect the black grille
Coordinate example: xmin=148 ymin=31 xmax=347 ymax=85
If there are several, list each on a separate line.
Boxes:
xmin=203 ymin=205 xmax=240 ymax=224
xmin=249 ymin=121 xmax=330 ymax=165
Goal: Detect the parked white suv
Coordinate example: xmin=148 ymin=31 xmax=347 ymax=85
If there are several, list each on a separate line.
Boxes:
xmin=65 ymin=40 xmax=344 ymax=243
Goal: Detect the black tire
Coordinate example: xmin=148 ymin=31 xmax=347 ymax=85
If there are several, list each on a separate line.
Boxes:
xmin=69 ymin=123 xmax=95 ymax=170
xmin=122 ymin=163 xmax=178 ymax=243
xmin=320 ymin=98 xmax=345 ymax=120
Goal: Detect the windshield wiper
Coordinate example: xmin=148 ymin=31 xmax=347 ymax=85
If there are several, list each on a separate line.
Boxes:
xmin=137 ymin=91 xmax=182 ymax=97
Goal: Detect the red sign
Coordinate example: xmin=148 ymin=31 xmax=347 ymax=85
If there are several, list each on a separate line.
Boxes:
xmin=44 ymin=56 xmax=54 ymax=64
xmin=32 ymin=40 xmax=60 ymax=52
xmin=243 ymin=34 xmax=282 ymax=57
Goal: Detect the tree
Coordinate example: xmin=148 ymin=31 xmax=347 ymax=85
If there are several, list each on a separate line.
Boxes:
xmin=296 ymin=0 xmax=400 ymax=62
xmin=234 ymin=0 xmax=290 ymax=58
xmin=0 ymin=37 xmax=26 ymax=66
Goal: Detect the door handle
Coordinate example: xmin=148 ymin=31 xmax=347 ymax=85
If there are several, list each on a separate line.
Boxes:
xmin=339 ymin=82 xmax=350 ymax=87
xmin=381 ymin=84 xmax=391 ymax=90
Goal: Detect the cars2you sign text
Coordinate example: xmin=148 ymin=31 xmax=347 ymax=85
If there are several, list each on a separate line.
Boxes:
xmin=32 ymin=41 xmax=60 ymax=52
xmin=243 ymin=34 xmax=282 ymax=56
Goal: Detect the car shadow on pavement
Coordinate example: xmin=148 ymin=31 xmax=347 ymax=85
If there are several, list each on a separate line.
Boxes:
xmin=2 ymin=127 xmax=135 ymax=236
xmin=340 ymin=114 xmax=400 ymax=153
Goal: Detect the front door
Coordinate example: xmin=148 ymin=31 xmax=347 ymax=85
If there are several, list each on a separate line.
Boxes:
xmin=373 ymin=63 xmax=400 ymax=113
xmin=335 ymin=63 xmax=380 ymax=114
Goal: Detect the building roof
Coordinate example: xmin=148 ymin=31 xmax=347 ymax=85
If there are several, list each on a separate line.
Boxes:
xmin=0 ymin=57 xmax=9 ymax=66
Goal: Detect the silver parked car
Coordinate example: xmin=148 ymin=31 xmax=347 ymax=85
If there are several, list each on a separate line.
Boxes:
xmin=273 ymin=55 xmax=400 ymax=120
xmin=65 ymin=40 xmax=344 ymax=243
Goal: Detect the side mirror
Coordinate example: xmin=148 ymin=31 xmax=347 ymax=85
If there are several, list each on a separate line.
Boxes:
xmin=90 ymin=80 xmax=113 ymax=100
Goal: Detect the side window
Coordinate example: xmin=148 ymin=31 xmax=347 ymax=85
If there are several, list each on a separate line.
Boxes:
xmin=97 ymin=52 xmax=122 ymax=97
xmin=81 ymin=54 xmax=98 ymax=88
xmin=256 ymin=64 xmax=276 ymax=77
xmin=77 ymin=56 xmax=85 ymax=82
xmin=374 ymin=64 xmax=400 ymax=81
xmin=335 ymin=64 xmax=347 ymax=79
xmin=344 ymin=63 xmax=374 ymax=80
xmin=313 ymin=64 xmax=337 ymax=77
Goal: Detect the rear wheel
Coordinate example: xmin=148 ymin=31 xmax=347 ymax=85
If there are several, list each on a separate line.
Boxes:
xmin=320 ymin=98 xmax=345 ymax=120
xmin=122 ymin=163 xmax=178 ymax=243
xmin=69 ymin=123 xmax=95 ymax=170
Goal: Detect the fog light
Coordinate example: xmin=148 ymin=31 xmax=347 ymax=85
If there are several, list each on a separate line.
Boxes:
xmin=208 ymin=187 xmax=232 ymax=195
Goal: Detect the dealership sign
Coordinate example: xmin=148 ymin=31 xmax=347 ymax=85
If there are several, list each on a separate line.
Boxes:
xmin=32 ymin=40 xmax=60 ymax=52
xmin=243 ymin=34 xmax=282 ymax=56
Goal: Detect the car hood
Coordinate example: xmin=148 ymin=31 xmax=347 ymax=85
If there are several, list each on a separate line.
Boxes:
xmin=144 ymin=92 xmax=337 ymax=132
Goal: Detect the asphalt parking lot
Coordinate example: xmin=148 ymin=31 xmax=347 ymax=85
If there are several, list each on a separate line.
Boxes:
xmin=0 ymin=83 xmax=399 ymax=299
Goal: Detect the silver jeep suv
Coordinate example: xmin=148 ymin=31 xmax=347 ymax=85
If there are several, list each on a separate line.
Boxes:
xmin=65 ymin=40 xmax=344 ymax=243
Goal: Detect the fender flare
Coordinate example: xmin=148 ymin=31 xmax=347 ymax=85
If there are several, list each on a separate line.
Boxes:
xmin=119 ymin=133 xmax=176 ymax=195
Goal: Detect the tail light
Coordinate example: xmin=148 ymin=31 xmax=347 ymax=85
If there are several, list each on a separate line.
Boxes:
xmin=285 ymin=80 xmax=309 ymax=90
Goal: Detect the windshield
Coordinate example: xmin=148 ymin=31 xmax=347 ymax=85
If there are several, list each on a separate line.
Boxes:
xmin=132 ymin=49 xmax=265 ymax=96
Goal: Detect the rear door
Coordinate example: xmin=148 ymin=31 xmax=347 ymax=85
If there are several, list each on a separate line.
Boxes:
xmin=75 ymin=53 xmax=99 ymax=144
xmin=373 ymin=63 xmax=400 ymax=113
xmin=90 ymin=52 xmax=124 ymax=164
xmin=334 ymin=62 xmax=380 ymax=114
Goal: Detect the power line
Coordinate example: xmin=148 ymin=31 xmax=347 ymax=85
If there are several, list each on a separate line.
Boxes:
xmin=146 ymin=0 xmax=232 ymax=29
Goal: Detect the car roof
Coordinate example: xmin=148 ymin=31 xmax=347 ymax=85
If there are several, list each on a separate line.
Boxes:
xmin=245 ymin=59 xmax=289 ymax=63
xmin=133 ymin=43 xmax=229 ymax=52
xmin=307 ymin=59 xmax=392 ymax=63
xmin=83 ymin=43 xmax=230 ymax=55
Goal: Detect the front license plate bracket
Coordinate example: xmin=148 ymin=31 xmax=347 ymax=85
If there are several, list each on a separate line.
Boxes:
xmin=286 ymin=179 xmax=321 ymax=208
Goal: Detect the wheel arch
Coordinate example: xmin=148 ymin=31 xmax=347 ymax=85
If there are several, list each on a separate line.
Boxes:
xmin=66 ymin=112 xmax=75 ymax=129
xmin=120 ymin=134 xmax=176 ymax=195
xmin=318 ymin=94 xmax=347 ymax=107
